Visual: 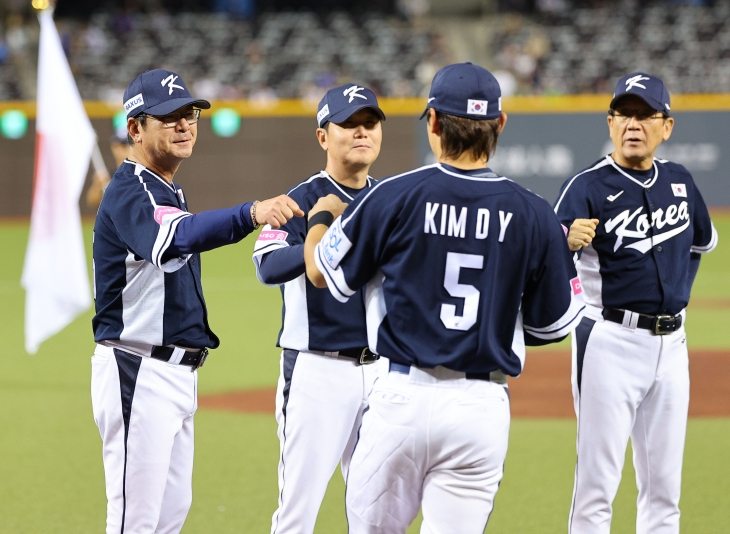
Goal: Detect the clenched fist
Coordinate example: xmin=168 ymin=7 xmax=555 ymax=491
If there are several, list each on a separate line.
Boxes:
xmin=254 ymin=195 xmax=304 ymax=229
xmin=568 ymin=218 xmax=599 ymax=252
xmin=308 ymin=194 xmax=349 ymax=220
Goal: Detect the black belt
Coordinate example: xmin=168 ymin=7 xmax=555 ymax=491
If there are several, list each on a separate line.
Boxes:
xmin=602 ymin=308 xmax=682 ymax=336
xmin=389 ymin=361 xmax=492 ymax=382
xmin=151 ymin=346 xmax=209 ymax=369
xmin=335 ymin=347 xmax=380 ymax=365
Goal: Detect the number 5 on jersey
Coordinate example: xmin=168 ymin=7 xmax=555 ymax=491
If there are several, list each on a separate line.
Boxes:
xmin=441 ymin=252 xmax=484 ymax=331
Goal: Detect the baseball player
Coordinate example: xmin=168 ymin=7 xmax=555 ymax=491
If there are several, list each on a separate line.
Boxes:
xmin=554 ymin=72 xmax=718 ymax=534
xmin=303 ymin=63 xmax=585 ymax=533
xmin=91 ymin=69 xmax=302 ymax=534
xmin=251 ymin=83 xmax=388 ymax=534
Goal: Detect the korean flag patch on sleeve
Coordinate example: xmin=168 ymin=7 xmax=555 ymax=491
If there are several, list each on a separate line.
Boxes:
xmin=467 ymin=99 xmax=488 ymax=116
xmin=671 ymin=183 xmax=687 ymax=197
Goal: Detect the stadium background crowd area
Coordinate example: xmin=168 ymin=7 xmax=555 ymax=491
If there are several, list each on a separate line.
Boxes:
xmin=0 ymin=0 xmax=727 ymax=104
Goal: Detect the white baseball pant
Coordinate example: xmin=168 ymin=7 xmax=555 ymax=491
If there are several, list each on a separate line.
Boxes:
xmin=345 ymin=365 xmax=511 ymax=534
xmin=271 ymin=349 xmax=387 ymax=534
xmin=91 ymin=344 xmax=197 ymax=534
xmin=569 ymin=307 xmax=689 ymax=534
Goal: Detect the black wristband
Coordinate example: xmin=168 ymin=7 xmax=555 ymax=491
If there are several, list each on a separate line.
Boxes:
xmin=307 ymin=211 xmax=335 ymax=232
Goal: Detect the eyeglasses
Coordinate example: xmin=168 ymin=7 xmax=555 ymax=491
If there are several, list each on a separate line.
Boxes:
xmin=149 ymin=108 xmax=201 ymax=128
xmin=608 ymin=109 xmax=666 ymax=124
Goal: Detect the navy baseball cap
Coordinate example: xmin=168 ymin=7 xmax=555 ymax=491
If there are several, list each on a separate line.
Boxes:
xmin=317 ymin=83 xmax=386 ymax=128
xmin=420 ymin=62 xmax=502 ymax=121
xmin=123 ymin=69 xmax=211 ymax=119
xmin=610 ymin=72 xmax=671 ymax=115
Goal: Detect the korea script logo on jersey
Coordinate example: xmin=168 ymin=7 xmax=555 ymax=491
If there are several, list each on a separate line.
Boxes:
xmin=604 ymin=201 xmax=689 ymax=254
xmin=321 ymin=217 xmax=352 ymax=269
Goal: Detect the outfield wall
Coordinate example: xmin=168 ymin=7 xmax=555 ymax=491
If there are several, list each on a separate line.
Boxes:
xmin=1 ymin=94 xmax=728 ymax=217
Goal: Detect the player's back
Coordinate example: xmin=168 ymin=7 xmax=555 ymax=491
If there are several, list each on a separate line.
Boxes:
xmin=333 ymin=163 xmax=583 ymax=377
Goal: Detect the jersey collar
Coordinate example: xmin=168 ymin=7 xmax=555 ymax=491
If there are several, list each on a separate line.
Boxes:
xmin=321 ymin=170 xmax=372 ymax=201
xmin=607 ymin=155 xmax=658 ymax=189
xmin=125 ymin=159 xmax=177 ymax=192
xmin=437 ymin=163 xmax=505 ymax=181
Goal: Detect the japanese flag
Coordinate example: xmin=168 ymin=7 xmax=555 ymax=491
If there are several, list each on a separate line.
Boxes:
xmin=671 ymin=183 xmax=687 ymax=197
xmin=22 ymin=9 xmax=94 ymax=354
xmin=467 ymin=99 xmax=488 ymax=116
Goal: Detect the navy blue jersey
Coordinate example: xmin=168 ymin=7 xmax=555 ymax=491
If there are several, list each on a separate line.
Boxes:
xmin=252 ymin=171 xmax=375 ymax=352
xmin=93 ymin=160 xmax=218 ymax=350
xmin=554 ymin=155 xmax=718 ymax=315
xmin=314 ymin=163 xmax=585 ymax=376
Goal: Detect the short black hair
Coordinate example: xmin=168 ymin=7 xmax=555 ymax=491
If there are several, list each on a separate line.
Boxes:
xmin=127 ymin=114 xmax=147 ymax=145
xmin=429 ymin=110 xmax=501 ymax=162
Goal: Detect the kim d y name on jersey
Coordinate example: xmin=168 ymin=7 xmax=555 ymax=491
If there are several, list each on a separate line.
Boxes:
xmin=423 ymin=202 xmax=514 ymax=241
xmin=322 ymin=201 xmax=515 ymax=270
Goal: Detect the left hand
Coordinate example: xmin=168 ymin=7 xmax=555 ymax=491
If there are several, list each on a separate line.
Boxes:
xmin=85 ymin=171 xmax=111 ymax=209
xmin=567 ymin=218 xmax=599 ymax=252
xmin=308 ymin=194 xmax=348 ymax=220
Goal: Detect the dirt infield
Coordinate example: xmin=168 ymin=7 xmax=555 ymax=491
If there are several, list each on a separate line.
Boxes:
xmin=198 ymin=349 xmax=730 ymax=418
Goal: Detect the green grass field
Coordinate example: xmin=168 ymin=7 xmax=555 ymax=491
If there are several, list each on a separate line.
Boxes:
xmin=1 ymin=216 xmax=728 ymax=533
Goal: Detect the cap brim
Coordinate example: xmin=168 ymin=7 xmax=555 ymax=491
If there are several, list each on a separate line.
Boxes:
xmin=327 ymin=105 xmax=386 ymax=126
xmin=140 ymin=97 xmax=212 ymax=117
xmin=610 ymin=93 xmax=667 ymax=115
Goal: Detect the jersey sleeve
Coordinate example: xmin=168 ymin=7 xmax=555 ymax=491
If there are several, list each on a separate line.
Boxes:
xmin=167 ymin=202 xmax=255 ymax=255
xmin=256 ymin=245 xmax=305 ymax=285
xmin=108 ymin=181 xmax=192 ymax=273
xmin=521 ymin=207 xmax=586 ymax=341
xmin=313 ymin=185 xmax=392 ymax=303
xmin=689 ymin=181 xmax=718 ymax=254
xmin=252 ymin=206 xmax=307 ymax=286
xmin=554 ymin=174 xmax=592 ymax=228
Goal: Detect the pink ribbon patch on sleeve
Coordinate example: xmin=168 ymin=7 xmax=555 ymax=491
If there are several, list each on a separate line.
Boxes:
xmin=571 ymin=277 xmax=583 ymax=295
xmin=257 ymin=230 xmax=289 ymax=241
xmin=154 ymin=206 xmax=183 ymax=224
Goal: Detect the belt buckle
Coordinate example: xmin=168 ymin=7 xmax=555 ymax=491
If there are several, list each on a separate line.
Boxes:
xmin=359 ymin=348 xmax=378 ymax=365
xmin=652 ymin=315 xmax=674 ymax=335
xmin=193 ymin=348 xmax=209 ymax=371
